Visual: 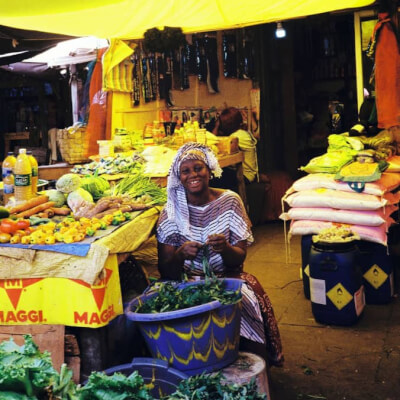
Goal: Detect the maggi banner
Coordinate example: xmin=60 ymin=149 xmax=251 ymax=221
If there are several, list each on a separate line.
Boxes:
xmin=0 ymin=255 xmax=123 ymax=327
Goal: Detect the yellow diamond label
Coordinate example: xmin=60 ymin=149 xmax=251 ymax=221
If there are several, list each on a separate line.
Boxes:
xmin=327 ymin=283 xmax=353 ymax=310
xmin=304 ymin=265 xmax=310 ymax=277
xmin=363 ymin=264 xmax=388 ymax=289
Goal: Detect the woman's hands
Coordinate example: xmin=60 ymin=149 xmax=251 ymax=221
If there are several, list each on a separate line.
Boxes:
xmin=206 ymin=233 xmax=228 ymax=254
xmin=177 ymin=241 xmax=203 ymax=260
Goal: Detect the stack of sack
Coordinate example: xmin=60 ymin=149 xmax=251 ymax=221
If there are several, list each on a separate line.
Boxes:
xmin=281 ymin=173 xmax=400 ymax=246
xmin=281 ymin=131 xmax=400 ymax=247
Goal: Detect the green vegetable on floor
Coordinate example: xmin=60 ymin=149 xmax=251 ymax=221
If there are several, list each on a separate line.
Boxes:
xmin=0 ymin=335 xmax=77 ymax=399
xmin=169 ymin=372 xmax=267 ymax=399
xmin=78 ymin=371 xmax=153 ymax=400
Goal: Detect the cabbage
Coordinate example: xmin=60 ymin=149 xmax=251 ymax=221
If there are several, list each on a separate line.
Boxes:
xmin=67 ymin=188 xmax=94 ymax=212
xmin=80 ymin=176 xmax=110 ymax=200
xmin=42 ymin=189 xmax=66 ymax=207
xmin=56 ymin=173 xmax=81 ymax=193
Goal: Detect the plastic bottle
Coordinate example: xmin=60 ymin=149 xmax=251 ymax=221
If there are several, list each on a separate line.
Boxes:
xmin=14 ymin=148 xmax=32 ymax=203
xmin=26 ymin=150 xmax=38 ymax=196
xmin=2 ymin=152 xmax=16 ymax=205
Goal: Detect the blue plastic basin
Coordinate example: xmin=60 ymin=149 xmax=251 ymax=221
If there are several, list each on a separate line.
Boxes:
xmin=125 ymin=278 xmax=243 ymax=376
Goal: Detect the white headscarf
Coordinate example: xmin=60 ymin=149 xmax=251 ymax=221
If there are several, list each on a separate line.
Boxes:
xmin=166 ymin=142 xmax=222 ymax=238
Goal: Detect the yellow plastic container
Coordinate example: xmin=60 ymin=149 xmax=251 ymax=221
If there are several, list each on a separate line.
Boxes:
xmin=14 ymin=148 xmax=32 ymax=203
xmin=97 ymin=140 xmax=115 ymax=157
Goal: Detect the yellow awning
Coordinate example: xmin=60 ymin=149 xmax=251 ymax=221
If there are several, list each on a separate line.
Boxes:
xmin=0 ymin=0 xmax=376 ymax=39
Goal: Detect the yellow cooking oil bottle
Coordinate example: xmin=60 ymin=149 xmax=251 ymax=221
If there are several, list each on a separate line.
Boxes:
xmin=26 ymin=150 xmax=38 ymax=195
xmin=14 ymin=148 xmax=32 ymax=203
xmin=2 ymin=151 xmax=16 ymax=205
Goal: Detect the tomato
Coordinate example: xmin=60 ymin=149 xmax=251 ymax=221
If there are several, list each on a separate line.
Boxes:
xmin=0 ymin=232 xmax=11 ymax=243
xmin=16 ymin=219 xmax=30 ymax=230
xmin=0 ymin=219 xmax=18 ymax=234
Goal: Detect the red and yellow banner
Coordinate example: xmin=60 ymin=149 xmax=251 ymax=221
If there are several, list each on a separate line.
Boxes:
xmin=0 ymin=254 xmax=123 ymax=327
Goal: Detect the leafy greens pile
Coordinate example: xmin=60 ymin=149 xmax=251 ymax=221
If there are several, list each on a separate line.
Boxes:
xmin=78 ymin=371 xmax=153 ymax=400
xmin=168 ymin=372 xmax=267 ymax=400
xmin=112 ymin=173 xmax=167 ymax=205
xmin=76 ymin=371 xmax=266 ymax=400
xmin=0 ymin=335 xmax=77 ymax=399
xmin=134 ymin=279 xmax=242 ymax=314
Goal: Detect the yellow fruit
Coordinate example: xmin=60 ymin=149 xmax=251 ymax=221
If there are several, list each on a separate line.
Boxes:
xmin=73 ymin=233 xmax=85 ymax=242
xmin=54 ymin=232 xmax=64 ymax=242
xmin=0 ymin=233 xmax=11 ymax=243
xmin=63 ymin=235 xmax=74 ymax=244
xmin=45 ymin=236 xmax=56 ymax=245
xmin=21 ymin=236 xmax=31 ymax=244
xmin=10 ymin=235 xmax=21 ymax=244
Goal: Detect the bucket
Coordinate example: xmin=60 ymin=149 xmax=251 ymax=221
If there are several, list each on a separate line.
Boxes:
xmin=309 ymin=241 xmax=365 ymax=326
xmin=125 ymin=279 xmax=243 ymax=376
xmin=301 ymin=235 xmax=313 ymax=299
xmin=103 ymin=357 xmax=188 ymax=399
xmin=357 ymin=241 xmax=394 ymax=304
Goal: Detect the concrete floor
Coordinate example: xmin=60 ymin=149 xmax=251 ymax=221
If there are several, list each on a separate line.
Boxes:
xmin=247 ymin=222 xmax=400 ymax=400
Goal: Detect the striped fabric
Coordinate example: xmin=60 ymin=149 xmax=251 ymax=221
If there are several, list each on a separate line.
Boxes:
xmin=157 ymin=190 xmax=267 ymax=344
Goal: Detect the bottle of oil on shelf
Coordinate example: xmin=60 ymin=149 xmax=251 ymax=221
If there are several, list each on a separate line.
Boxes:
xmin=14 ymin=148 xmax=32 ymax=203
xmin=26 ymin=150 xmax=38 ymax=196
xmin=2 ymin=151 xmax=16 ymax=205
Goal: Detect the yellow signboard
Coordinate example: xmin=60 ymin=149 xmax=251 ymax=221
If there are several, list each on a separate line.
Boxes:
xmin=363 ymin=264 xmax=388 ymax=289
xmin=327 ymin=283 xmax=353 ymax=310
xmin=0 ymin=255 xmax=123 ymax=327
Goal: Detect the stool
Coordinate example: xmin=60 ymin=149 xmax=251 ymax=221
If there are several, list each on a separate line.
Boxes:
xmin=220 ymin=352 xmax=271 ymax=399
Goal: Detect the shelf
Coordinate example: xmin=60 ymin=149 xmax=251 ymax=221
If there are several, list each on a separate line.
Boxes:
xmin=115 ymin=108 xmax=161 ymax=113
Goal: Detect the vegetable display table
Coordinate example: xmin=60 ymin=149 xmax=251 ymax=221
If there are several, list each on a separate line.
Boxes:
xmin=0 ymin=207 xmax=160 ymax=327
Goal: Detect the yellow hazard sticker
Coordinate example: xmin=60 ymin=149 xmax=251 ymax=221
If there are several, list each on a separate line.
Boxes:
xmin=363 ymin=264 xmax=388 ymax=289
xmin=327 ymin=283 xmax=353 ymax=310
xmin=304 ymin=265 xmax=310 ymax=277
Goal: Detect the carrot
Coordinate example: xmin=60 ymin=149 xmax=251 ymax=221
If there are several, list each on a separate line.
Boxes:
xmin=16 ymin=201 xmax=56 ymax=218
xmin=51 ymin=207 xmax=71 ymax=216
xmin=9 ymin=196 xmax=49 ymax=214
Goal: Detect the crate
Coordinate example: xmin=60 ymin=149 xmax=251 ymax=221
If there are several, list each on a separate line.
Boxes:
xmin=57 ymin=126 xmax=90 ymax=164
xmin=0 ymin=324 xmax=65 ymax=371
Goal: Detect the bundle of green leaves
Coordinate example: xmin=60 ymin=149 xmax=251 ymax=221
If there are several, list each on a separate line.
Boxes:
xmin=78 ymin=371 xmax=153 ymax=400
xmin=0 ymin=335 xmax=77 ymax=399
xmin=168 ymin=372 xmax=267 ymax=400
xmin=134 ymin=279 xmax=242 ymax=314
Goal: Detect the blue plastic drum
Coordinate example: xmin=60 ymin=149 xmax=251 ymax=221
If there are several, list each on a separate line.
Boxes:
xmin=357 ymin=241 xmax=394 ymax=304
xmin=309 ymin=241 xmax=365 ymax=326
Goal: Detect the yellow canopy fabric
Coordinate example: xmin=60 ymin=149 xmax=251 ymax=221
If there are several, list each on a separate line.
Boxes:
xmin=0 ymin=0 xmax=375 ymax=39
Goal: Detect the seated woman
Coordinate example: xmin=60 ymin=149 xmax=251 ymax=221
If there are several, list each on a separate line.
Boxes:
xmin=156 ymin=142 xmax=283 ymax=367
xmin=213 ymin=106 xmax=259 ymax=186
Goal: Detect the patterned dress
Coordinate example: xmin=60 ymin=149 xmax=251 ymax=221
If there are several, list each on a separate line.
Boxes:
xmin=157 ymin=190 xmax=284 ymax=366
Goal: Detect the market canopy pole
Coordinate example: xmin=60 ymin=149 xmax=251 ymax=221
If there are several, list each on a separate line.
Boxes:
xmin=0 ymin=0 xmax=376 ymax=39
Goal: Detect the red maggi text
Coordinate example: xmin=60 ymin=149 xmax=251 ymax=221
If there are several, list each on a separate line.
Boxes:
xmin=74 ymin=305 xmax=115 ymax=325
xmin=0 ymin=310 xmax=44 ymax=323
